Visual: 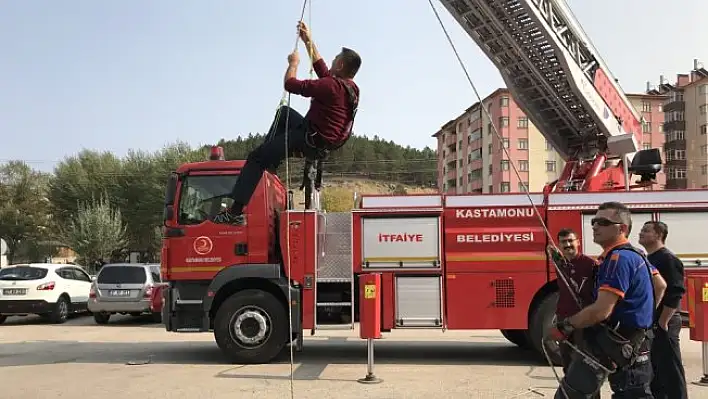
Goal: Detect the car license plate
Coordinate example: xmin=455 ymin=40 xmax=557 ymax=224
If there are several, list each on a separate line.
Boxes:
xmin=109 ymin=290 xmax=131 ymax=297
xmin=2 ymin=288 xmax=27 ymax=296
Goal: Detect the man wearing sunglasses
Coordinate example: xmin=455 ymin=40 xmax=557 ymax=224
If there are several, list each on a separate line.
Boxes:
xmin=548 ymin=201 xmax=667 ymax=399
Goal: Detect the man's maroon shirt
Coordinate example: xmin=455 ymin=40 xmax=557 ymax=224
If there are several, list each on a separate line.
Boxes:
xmin=284 ymin=58 xmax=360 ymax=144
xmin=556 ymin=254 xmax=598 ymax=318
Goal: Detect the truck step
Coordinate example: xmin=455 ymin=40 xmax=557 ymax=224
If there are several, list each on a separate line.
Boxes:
xmin=175 ymin=299 xmax=203 ymax=305
xmin=175 ymin=328 xmax=203 ymax=333
xmin=316 ymin=302 xmax=352 ymax=307
xmin=314 ymin=324 xmax=354 ymax=330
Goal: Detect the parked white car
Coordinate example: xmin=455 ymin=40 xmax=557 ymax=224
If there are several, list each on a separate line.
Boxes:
xmin=0 ymin=263 xmax=93 ymax=324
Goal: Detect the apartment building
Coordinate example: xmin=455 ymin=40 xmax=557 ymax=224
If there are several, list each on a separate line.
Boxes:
xmin=434 ymin=88 xmax=564 ymax=194
xmin=651 ymin=60 xmax=708 ymax=189
xmin=435 ymin=89 xmax=668 ymax=193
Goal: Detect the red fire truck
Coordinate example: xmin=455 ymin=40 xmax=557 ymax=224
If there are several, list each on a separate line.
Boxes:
xmin=159 ymin=0 xmax=708 ymax=365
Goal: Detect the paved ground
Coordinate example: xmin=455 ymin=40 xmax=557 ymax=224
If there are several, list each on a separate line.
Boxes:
xmin=0 ymin=314 xmax=707 ymax=398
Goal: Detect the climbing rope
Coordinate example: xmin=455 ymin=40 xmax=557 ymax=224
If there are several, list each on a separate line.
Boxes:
xmin=425 ymin=1 xmax=594 ymax=398
xmin=281 ymin=2 xmax=313 ymax=399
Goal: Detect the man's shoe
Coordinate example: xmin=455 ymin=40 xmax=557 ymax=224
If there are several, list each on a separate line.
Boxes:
xmin=212 ymin=209 xmax=247 ymax=226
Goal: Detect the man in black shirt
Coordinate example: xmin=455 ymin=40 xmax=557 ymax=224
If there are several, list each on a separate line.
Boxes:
xmin=639 ymin=220 xmax=688 ymax=399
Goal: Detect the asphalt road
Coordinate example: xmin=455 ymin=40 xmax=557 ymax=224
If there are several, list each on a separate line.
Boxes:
xmin=0 ymin=313 xmax=707 ymax=398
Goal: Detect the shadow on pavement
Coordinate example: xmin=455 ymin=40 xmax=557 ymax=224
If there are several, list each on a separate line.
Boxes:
xmin=0 ymin=336 xmax=548 ymax=378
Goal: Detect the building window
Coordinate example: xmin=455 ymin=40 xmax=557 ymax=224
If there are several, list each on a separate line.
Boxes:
xmin=700 ymin=84 xmax=708 ymax=95
xmin=642 ymin=101 xmax=651 ymax=112
xmin=667 ymin=167 xmax=687 ymax=179
xmin=488 ymin=144 xmax=492 ymax=154
xmin=500 ymin=182 xmax=511 ymax=192
xmin=658 ymin=123 xmax=663 ymax=133
xmin=703 ymin=165 xmax=708 ymax=175
xmin=643 ymin=143 xmax=651 ymax=150
xmin=517 ymin=117 xmax=529 ymax=129
xmin=488 ymin=184 xmax=493 ymax=193
xmin=642 ymin=122 xmax=651 ymax=133
xmin=488 ymin=164 xmax=493 ymax=175
xmin=518 ymin=181 xmax=528 ymax=192
xmin=469 ymin=148 xmax=482 ymax=161
xmin=503 ymin=138 xmax=510 ymax=148
xmin=702 ymin=145 xmax=708 ymax=156
xmin=500 ymin=96 xmax=509 ymax=107
xmin=519 ymin=160 xmax=529 ymax=171
xmin=501 ymin=160 xmax=509 ymax=171
xmin=546 ymin=140 xmax=553 ymax=151
xmin=701 ymin=124 xmax=707 ymax=135
xmin=700 ymin=105 xmax=707 ymax=115
xmin=499 ymin=117 xmax=509 ymax=128
xmin=546 ymin=161 xmax=556 ymax=172
xmin=658 ymin=103 xmax=663 ymax=112
xmin=518 ymin=138 xmax=528 ymax=150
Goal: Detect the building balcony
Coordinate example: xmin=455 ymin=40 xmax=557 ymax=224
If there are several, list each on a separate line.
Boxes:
xmin=665 ymin=179 xmax=687 ymax=190
xmin=662 ymin=101 xmax=685 ymax=113
xmin=663 ymin=139 xmax=686 ymax=151
xmin=663 ymin=120 xmax=685 ymax=131
xmin=665 ymin=159 xmax=687 ymax=168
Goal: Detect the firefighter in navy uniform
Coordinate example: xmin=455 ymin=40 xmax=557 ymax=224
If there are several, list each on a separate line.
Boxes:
xmin=547 ymin=201 xmax=667 ymax=399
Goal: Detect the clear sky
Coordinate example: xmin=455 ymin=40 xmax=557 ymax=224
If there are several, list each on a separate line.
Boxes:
xmin=1 ymin=0 xmax=706 ymax=172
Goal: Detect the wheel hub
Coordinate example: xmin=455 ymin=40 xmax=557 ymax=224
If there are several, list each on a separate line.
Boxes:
xmin=232 ymin=309 xmax=269 ymax=346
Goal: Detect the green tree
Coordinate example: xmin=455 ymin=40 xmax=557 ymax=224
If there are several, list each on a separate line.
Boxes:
xmin=60 ymin=195 xmax=127 ymax=271
xmin=0 ymin=161 xmax=52 ymax=263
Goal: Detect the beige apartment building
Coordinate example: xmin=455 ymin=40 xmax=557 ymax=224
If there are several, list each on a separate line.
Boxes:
xmin=652 ymin=60 xmax=708 ymax=189
xmin=434 ymin=88 xmax=667 ymax=193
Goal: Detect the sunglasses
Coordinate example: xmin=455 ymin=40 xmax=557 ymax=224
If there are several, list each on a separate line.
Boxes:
xmin=591 ymin=217 xmax=622 ymax=227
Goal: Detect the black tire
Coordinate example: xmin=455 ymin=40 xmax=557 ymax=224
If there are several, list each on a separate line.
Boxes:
xmin=50 ymin=296 xmax=70 ymax=324
xmin=213 ymin=289 xmax=288 ymax=364
xmin=500 ymin=329 xmax=531 ymax=349
xmin=529 ymin=291 xmax=563 ymax=366
xmin=0 ymin=315 xmax=6 ymax=324
xmin=93 ymin=312 xmax=111 ymax=324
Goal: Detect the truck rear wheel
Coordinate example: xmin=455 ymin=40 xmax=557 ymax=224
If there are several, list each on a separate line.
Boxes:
xmin=500 ymin=329 xmax=530 ymax=349
xmin=529 ymin=291 xmax=563 ymax=366
xmin=213 ymin=289 xmax=288 ymax=364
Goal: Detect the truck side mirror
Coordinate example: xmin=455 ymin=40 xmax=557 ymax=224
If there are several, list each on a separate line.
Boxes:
xmin=164 ymin=205 xmax=174 ymax=221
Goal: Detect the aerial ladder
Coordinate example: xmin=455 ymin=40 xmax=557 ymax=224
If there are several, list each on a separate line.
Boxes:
xmin=438 ymin=0 xmax=662 ymax=192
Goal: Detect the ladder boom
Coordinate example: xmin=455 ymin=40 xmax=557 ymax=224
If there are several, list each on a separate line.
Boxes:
xmin=439 ymin=0 xmax=641 ymax=161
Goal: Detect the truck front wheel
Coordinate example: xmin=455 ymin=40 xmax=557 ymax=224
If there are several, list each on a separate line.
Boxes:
xmin=213 ymin=289 xmax=288 ymax=364
xmin=528 ymin=291 xmax=563 ymax=366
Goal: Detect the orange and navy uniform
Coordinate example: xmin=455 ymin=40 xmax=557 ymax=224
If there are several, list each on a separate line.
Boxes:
xmin=593 ymin=238 xmax=659 ymax=329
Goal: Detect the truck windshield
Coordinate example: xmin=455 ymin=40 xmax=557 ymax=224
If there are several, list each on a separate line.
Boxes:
xmin=178 ymin=174 xmax=239 ymax=225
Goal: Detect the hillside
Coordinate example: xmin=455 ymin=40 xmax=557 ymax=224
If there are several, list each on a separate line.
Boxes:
xmin=292 ymin=176 xmax=439 ymax=211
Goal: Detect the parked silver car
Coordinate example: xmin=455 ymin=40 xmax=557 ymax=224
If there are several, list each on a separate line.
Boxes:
xmin=88 ymin=263 xmax=164 ymax=324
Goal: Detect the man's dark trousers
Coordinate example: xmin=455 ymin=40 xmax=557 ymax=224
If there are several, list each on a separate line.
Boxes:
xmin=559 ymin=330 xmax=601 ymax=399
xmin=554 ymin=330 xmax=653 ymax=398
xmin=650 ymin=313 xmax=687 ymax=399
xmin=230 ymin=105 xmax=318 ymax=211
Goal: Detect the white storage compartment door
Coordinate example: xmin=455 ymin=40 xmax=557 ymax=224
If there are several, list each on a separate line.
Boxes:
xmin=658 ymin=212 xmax=708 ymax=268
xmin=582 ymin=212 xmax=653 ymax=257
xmin=361 ymin=216 xmax=441 ymax=268
xmin=395 ymin=276 xmax=442 ymax=327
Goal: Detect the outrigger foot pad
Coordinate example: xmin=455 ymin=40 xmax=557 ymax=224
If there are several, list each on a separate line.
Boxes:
xmin=357 ymin=374 xmax=383 ymax=384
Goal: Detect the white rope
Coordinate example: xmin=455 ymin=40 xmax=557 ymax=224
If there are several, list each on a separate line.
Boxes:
xmin=282 ymin=2 xmax=311 ymax=399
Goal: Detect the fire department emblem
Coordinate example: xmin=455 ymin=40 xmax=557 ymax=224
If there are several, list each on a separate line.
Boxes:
xmin=193 ymin=236 xmax=213 ymax=255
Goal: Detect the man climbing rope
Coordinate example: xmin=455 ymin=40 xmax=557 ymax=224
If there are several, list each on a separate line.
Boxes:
xmin=547 ymin=201 xmax=667 ymax=398
xmin=213 ymin=21 xmax=361 ymax=225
